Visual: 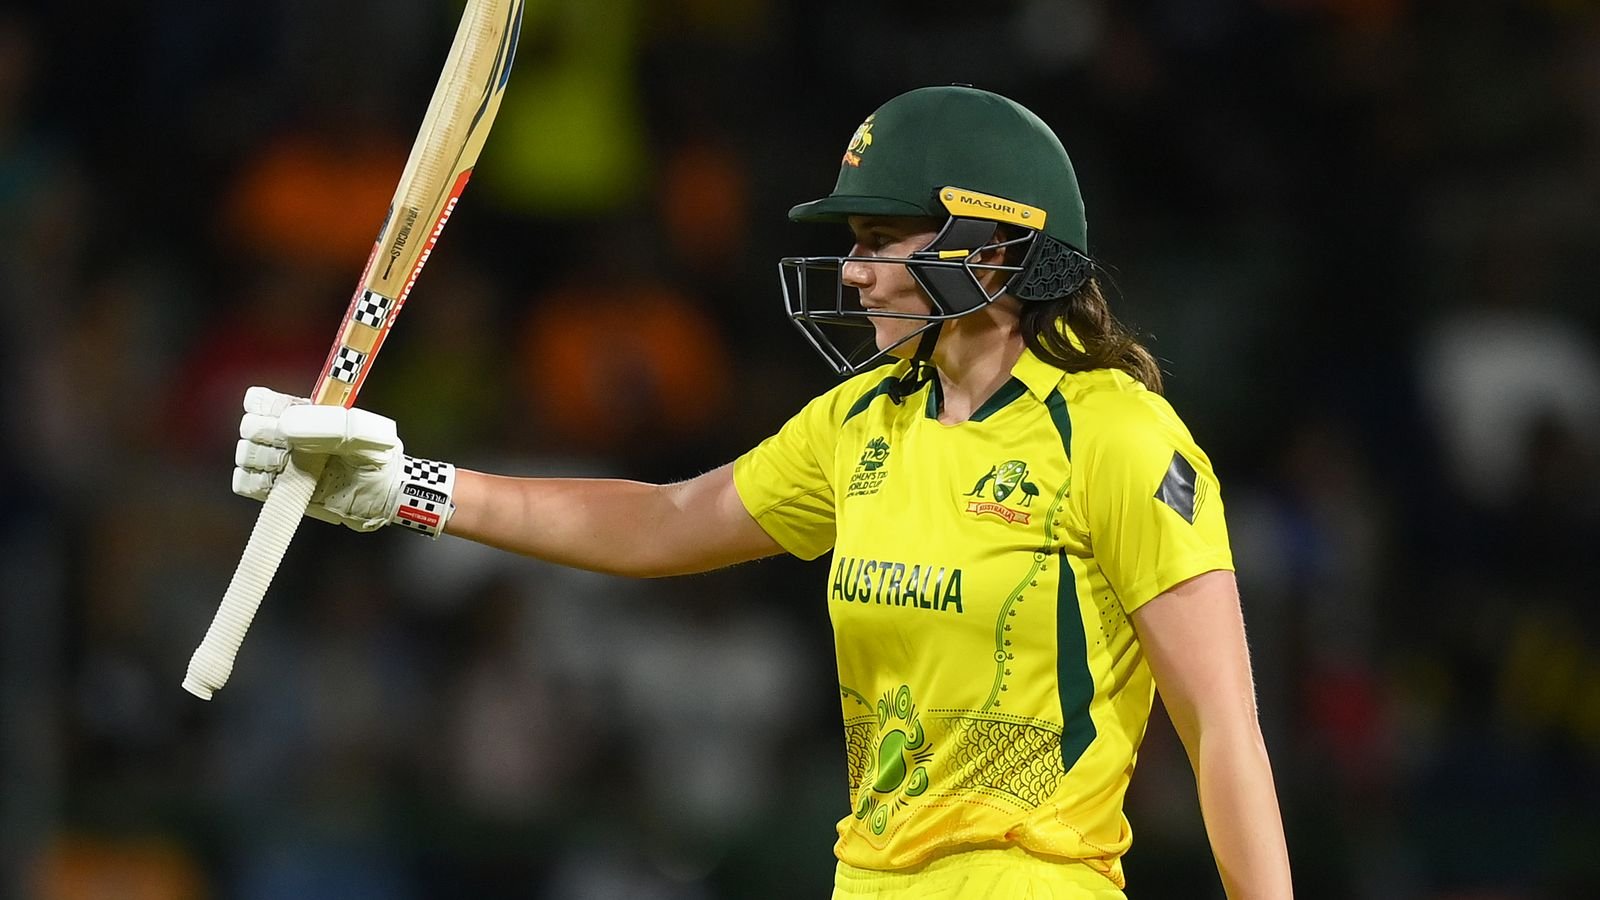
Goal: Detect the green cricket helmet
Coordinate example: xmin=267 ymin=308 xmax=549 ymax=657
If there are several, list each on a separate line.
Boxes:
xmin=779 ymin=85 xmax=1093 ymax=376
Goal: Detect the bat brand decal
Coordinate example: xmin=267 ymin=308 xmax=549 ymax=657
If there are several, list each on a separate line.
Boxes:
xmin=384 ymin=206 xmax=422 ymax=277
xmin=397 ymin=190 xmax=464 ymax=314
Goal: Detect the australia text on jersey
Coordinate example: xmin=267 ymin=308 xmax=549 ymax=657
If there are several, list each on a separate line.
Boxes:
xmin=830 ymin=556 xmax=965 ymax=613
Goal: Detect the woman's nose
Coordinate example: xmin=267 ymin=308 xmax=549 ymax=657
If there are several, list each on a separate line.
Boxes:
xmin=841 ymin=246 xmax=873 ymax=288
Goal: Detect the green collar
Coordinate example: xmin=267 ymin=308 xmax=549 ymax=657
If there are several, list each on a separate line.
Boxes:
xmin=923 ymin=343 xmax=1067 ymax=421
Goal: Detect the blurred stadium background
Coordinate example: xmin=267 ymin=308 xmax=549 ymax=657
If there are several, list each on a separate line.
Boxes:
xmin=3 ymin=0 xmax=1599 ymax=897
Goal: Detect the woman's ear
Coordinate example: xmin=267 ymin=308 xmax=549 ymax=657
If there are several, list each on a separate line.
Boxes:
xmin=972 ymin=235 xmax=1016 ymax=295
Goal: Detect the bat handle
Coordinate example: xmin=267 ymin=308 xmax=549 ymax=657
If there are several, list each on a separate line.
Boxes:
xmin=182 ymin=453 xmax=328 ymax=699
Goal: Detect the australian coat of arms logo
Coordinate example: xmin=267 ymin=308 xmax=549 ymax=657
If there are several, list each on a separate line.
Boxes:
xmin=964 ymin=459 xmax=1038 ymax=524
xmin=842 ymin=114 xmax=875 ymax=167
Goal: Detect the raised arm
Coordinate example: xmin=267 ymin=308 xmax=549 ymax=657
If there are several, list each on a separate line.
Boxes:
xmin=1129 ymin=569 xmax=1294 ymax=900
xmin=447 ymin=464 xmax=784 ymax=577
xmin=232 ymin=387 xmax=785 ymax=578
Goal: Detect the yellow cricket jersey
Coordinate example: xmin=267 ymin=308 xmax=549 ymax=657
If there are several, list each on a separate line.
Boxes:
xmin=732 ymin=347 xmax=1233 ymax=887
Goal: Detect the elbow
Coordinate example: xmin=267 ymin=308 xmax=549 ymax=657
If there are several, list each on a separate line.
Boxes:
xmin=1171 ymin=702 xmax=1269 ymax=761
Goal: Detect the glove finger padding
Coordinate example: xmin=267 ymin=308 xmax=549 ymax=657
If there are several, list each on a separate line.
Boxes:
xmin=232 ymin=467 xmax=277 ymax=501
xmin=277 ymin=405 xmax=400 ymax=467
xmin=243 ymin=385 xmax=306 ymax=418
xmin=235 ymin=439 xmax=289 ymax=474
xmin=239 ymin=412 xmax=289 ymax=447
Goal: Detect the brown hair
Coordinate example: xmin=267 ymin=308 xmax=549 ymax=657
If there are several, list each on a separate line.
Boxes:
xmin=1018 ymin=276 xmax=1164 ymax=394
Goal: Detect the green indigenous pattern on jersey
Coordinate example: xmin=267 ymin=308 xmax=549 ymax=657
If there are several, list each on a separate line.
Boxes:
xmin=733 ymin=347 xmax=1232 ymax=886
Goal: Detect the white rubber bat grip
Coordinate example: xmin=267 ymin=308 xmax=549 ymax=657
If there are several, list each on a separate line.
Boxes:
xmin=182 ymin=453 xmax=328 ymax=699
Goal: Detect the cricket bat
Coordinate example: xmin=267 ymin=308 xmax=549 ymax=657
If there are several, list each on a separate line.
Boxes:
xmin=183 ymin=0 xmax=525 ymax=699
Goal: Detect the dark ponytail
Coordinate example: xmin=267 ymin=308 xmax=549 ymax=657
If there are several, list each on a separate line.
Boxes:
xmin=1019 ymin=276 xmax=1164 ymax=394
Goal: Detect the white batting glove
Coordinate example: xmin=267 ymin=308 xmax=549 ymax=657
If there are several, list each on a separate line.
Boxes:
xmin=232 ymin=386 xmax=456 ymax=537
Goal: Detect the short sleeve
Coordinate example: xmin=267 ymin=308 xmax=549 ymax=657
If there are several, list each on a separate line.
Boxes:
xmin=732 ymin=389 xmax=846 ymax=560
xmin=1074 ymin=389 xmax=1233 ymax=613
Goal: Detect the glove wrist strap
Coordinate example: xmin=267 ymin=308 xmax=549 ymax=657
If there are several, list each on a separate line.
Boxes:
xmin=392 ymin=456 xmax=456 ymax=539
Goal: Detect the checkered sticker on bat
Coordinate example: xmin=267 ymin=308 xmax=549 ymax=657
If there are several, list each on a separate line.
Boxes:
xmin=353 ymin=290 xmax=394 ymax=329
xmin=329 ymin=347 xmax=367 ymax=384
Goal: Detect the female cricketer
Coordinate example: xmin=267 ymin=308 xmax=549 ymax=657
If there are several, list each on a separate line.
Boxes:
xmin=234 ymin=86 xmax=1294 ymax=898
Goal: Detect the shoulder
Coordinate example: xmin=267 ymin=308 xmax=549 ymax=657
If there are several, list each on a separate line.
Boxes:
xmin=1055 ymin=369 xmax=1193 ymax=458
xmin=802 ymin=362 xmax=916 ymax=428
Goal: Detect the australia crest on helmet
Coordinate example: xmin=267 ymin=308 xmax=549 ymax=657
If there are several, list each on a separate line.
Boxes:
xmin=842 ymin=115 xmax=875 ymax=167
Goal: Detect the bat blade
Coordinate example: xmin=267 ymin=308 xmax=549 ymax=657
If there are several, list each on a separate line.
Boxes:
xmin=182 ymin=0 xmax=525 ymax=700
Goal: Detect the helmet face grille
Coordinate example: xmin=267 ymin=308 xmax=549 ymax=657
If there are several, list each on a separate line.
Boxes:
xmin=776 ymin=217 xmax=1025 ymax=376
xmin=777 ymin=255 xmax=947 ymax=375
xmin=1014 ymin=235 xmax=1092 ymax=303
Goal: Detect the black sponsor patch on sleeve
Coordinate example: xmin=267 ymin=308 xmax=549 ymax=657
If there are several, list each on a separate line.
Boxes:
xmin=1155 ymin=451 xmax=1198 ymax=524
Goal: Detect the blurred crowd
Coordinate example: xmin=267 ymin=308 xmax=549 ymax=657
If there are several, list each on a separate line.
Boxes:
xmin=3 ymin=1 xmax=1600 ymax=898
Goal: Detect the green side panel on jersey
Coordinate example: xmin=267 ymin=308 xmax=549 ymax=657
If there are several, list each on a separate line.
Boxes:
xmin=1047 ymin=388 xmax=1094 ymax=772
xmin=1056 ymin=551 xmax=1096 ymax=774
xmin=1045 ymin=388 xmax=1073 ymax=461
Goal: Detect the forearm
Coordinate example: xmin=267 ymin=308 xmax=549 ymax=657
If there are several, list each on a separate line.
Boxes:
xmin=445 ymin=469 xmax=775 ymax=577
xmin=445 ymin=471 xmax=676 ymax=576
xmin=1190 ymin=725 xmax=1294 ymax=899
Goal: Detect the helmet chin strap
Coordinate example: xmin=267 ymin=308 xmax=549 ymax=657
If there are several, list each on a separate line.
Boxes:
xmin=887 ymin=321 xmax=943 ymax=404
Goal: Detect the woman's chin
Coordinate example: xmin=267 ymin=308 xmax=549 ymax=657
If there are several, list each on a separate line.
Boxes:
xmin=874 ymin=329 xmax=920 ymax=358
